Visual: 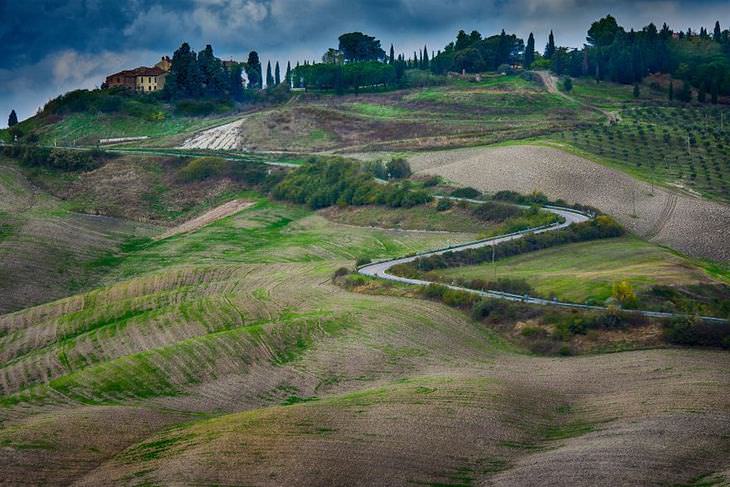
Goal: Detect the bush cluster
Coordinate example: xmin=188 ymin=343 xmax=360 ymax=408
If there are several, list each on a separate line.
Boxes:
xmin=273 ymin=159 xmax=431 ymax=210
xmin=1 ymin=145 xmax=105 ymax=172
xmin=175 ymin=156 xmax=269 ymax=185
xmin=41 ymin=88 xmax=166 ymax=120
xmin=471 ymin=201 xmax=522 ymax=222
xmin=450 ymin=187 xmax=481 ymax=199
xmin=664 ymin=316 xmax=730 ymax=349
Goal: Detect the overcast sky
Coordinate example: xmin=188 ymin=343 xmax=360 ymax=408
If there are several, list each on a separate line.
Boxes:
xmin=2 ymin=0 xmax=730 ymax=126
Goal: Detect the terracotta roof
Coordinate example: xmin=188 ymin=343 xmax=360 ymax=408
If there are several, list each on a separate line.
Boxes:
xmin=107 ymin=66 xmax=166 ymax=79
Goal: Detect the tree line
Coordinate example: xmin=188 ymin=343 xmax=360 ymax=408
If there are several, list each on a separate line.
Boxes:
xmin=163 ymin=42 xmax=292 ymax=101
xmin=535 ymin=16 xmax=730 ymax=101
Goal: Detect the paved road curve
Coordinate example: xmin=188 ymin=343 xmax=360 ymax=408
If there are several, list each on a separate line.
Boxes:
xmin=358 ymin=201 xmax=728 ymax=324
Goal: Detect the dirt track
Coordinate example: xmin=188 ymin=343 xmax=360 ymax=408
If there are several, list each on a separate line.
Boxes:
xmin=156 ymin=199 xmax=254 ymax=240
xmin=408 ymin=144 xmax=730 ymax=261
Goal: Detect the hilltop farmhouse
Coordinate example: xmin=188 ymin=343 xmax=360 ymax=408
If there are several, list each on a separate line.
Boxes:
xmin=103 ymin=56 xmax=172 ymax=92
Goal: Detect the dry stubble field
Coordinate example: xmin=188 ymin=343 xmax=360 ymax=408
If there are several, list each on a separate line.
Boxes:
xmin=406 ymin=144 xmax=730 ymax=262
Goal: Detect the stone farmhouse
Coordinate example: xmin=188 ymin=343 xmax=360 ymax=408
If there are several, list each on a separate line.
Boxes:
xmin=104 ymin=56 xmax=172 ymax=93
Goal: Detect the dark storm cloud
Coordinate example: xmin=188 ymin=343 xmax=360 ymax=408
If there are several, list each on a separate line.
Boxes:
xmin=2 ymin=0 xmax=730 ymax=124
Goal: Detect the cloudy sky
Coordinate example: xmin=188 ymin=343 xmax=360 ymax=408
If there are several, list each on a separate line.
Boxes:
xmin=2 ymin=0 xmax=729 ymax=126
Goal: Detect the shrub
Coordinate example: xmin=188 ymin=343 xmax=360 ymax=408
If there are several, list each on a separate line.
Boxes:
xmin=333 ymin=267 xmax=350 ymax=279
xmin=355 ymin=257 xmax=372 ymax=267
xmin=612 ymin=281 xmax=638 ymax=308
xmin=664 ymin=316 xmax=730 ymax=348
xmin=421 ymin=283 xmax=448 ymax=300
xmin=562 ymin=77 xmax=573 ymax=92
xmin=176 ymin=157 xmax=229 ymax=182
xmin=472 ymin=201 xmax=521 ymax=222
xmin=441 ymin=288 xmax=478 ymax=308
xmin=363 ymin=160 xmax=387 ymax=179
xmin=450 ymin=187 xmax=481 ymax=199
xmin=471 ymin=299 xmax=508 ymax=320
xmin=436 ymin=199 xmax=452 ymax=211
xmin=386 ymin=158 xmax=412 ymax=179
xmin=493 ymin=190 xmax=548 ymax=206
xmin=422 ymin=176 xmax=441 ymax=187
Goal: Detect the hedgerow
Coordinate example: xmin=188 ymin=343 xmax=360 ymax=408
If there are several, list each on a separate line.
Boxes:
xmin=409 ymin=215 xmax=623 ymax=272
xmin=1 ymin=145 xmax=106 ymax=172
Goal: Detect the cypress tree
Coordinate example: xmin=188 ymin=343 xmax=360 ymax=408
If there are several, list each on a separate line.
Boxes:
xmin=545 ymin=30 xmax=556 ymax=59
xmin=275 ymin=61 xmax=281 ymax=85
xmin=668 ymin=81 xmax=674 ymax=101
xmin=286 ymin=61 xmax=292 ymax=85
xmin=8 ymin=110 xmax=18 ymax=127
xmin=266 ymin=61 xmax=274 ymax=87
xmin=246 ymin=51 xmax=262 ymax=89
xmin=389 ymin=44 xmax=395 ymax=65
xmin=524 ymin=33 xmax=535 ymax=68
xmin=714 ymin=21 xmax=722 ymax=42
xmin=228 ymin=63 xmax=244 ymax=101
xmin=422 ymin=45 xmax=429 ymax=69
xmin=678 ymin=81 xmax=691 ymax=102
xmin=335 ymin=65 xmax=344 ymax=96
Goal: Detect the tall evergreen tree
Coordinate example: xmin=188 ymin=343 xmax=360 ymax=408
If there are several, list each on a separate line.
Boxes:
xmin=524 ymin=33 xmax=535 ymax=68
xmin=266 ymin=61 xmax=274 ymax=87
xmin=422 ymin=45 xmax=429 ymax=69
xmin=197 ymin=44 xmax=227 ymax=98
xmin=165 ymin=42 xmax=202 ymax=99
xmin=275 ymin=61 xmax=281 ymax=85
xmin=228 ymin=63 xmax=244 ymax=101
xmin=668 ymin=81 xmax=674 ymax=101
xmin=678 ymin=81 xmax=692 ymax=102
xmin=285 ymin=61 xmax=292 ymax=85
xmin=714 ymin=21 xmax=722 ymax=42
xmin=545 ymin=30 xmax=556 ymax=59
xmin=246 ymin=51 xmax=262 ymax=89
xmin=389 ymin=44 xmax=395 ymax=64
xmin=8 ymin=110 xmax=18 ymax=127
xmin=697 ymin=83 xmax=706 ymax=103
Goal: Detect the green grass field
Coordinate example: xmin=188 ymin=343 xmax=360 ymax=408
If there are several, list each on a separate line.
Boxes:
xmin=430 ymin=237 xmax=716 ymax=303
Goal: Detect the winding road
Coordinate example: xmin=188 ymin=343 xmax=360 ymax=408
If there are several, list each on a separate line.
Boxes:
xmin=358 ymin=200 xmax=728 ymax=323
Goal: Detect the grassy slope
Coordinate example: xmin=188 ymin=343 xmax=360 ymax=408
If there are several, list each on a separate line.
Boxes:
xmin=0 ymin=158 xmax=160 ymax=314
xmin=430 ymin=237 xmax=719 ymax=303
xmin=1 ymin=191 xmax=729 ymax=485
